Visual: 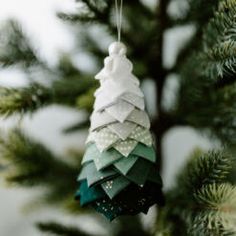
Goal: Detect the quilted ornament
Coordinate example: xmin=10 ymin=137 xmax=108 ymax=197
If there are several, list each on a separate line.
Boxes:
xmin=75 ymin=42 xmax=164 ymax=220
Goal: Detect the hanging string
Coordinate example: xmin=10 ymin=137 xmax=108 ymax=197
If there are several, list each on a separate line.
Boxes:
xmin=115 ymin=0 xmax=123 ymax=42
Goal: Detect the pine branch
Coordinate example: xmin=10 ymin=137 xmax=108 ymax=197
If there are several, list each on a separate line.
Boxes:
xmin=155 ymin=149 xmax=235 ymax=235
xmin=195 ymin=183 xmax=236 ymax=211
xmin=0 ymin=75 xmax=97 ymax=116
xmin=78 ymin=0 xmax=105 ymax=16
xmin=189 ymin=183 xmax=236 ymax=236
xmin=58 ymin=0 xmax=111 ymax=23
xmin=0 ymin=129 xmax=81 ymax=209
xmin=0 ymin=84 xmax=51 ymax=116
xmin=178 ymin=61 xmax=236 ymax=144
xmin=175 ymin=0 xmax=236 ymax=84
xmin=58 ymin=12 xmax=97 ymax=23
xmin=181 ymin=0 xmax=219 ymax=25
xmin=215 ymin=73 xmax=236 ymax=88
xmin=0 ymin=20 xmax=97 ymax=114
xmin=202 ymin=40 xmax=236 ymax=79
xmin=37 ymin=221 xmax=92 ymax=236
xmin=52 ymin=76 xmax=97 ymax=106
xmin=60 ymin=0 xmax=152 ymax=24
xmin=177 ymin=150 xmax=233 ymax=192
xmin=176 ymin=1 xmax=236 ymax=133
xmin=57 ymin=55 xmax=82 ymax=77
xmin=200 ymin=0 xmax=236 ymax=81
xmin=167 ymin=0 xmax=218 ymax=30
xmin=63 ymin=120 xmax=90 ymax=134
xmin=76 ymin=87 xmax=96 ymax=112
xmin=0 ymin=20 xmax=38 ymax=67
xmin=164 ymin=0 xmax=219 ymax=74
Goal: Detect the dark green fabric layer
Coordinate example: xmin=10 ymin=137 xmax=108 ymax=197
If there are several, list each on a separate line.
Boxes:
xmin=76 ymin=180 xmax=164 ymax=221
xmin=78 ymin=158 xmax=162 ymax=199
xmin=75 ymin=180 xmax=105 ymax=206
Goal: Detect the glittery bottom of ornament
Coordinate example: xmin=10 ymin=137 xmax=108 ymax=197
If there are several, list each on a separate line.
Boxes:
xmin=76 ymin=180 xmax=164 ymax=221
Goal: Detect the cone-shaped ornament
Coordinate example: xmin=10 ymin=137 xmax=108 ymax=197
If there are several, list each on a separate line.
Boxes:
xmin=75 ymin=42 xmax=164 ymax=221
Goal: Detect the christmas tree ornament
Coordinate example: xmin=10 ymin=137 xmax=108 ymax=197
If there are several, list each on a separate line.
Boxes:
xmin=75 ymin=0 xmax=164 ymax=221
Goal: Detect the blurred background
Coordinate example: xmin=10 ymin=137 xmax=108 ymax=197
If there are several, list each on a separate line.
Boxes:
xmin=0 ymin=0 xmax=217 ymax=235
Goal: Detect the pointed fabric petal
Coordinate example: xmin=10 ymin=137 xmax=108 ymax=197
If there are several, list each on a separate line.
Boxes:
xmin=82 ymin=162 xmax=118 ymax=187
xmin=101 ymin=176 xmax=131 ymax=199
xmin=131 ymin=143 xmax=156 ymax=162
xmin=88 ymin=128 xmax=120 ymax=151
xmin=90 ymin=109 xmax=150 ymax=131
xmin=76 ymin=180 xmax=105 ymax=206
xmin=125 ymin=159 xmax=151 ymax=185
xmin=129 ymin=126 xmax=153 ymax=146
xmin=122 ymin=93 xmax=145 ymax=110
xmin=77 ymin=165 xmax=88 ymax=181
xmin=114 ymin=155 xmax=139 ymax=175
xmin=127 ymin=109 xmax=150 ymax=128
xmin=90 ymin=111 xmax=116 ymax=131
xmin=94 ymin=93 xmax=117 ymax=112
xmin=107 ymin=122 xmax=137 ymax=140
xmin=94 ymin=149 xmax=123 ymax=171
xmin=93 ymin=199 xmax=123 ymax=221
xmin=105 ymin=100 xmax=135 ymax=122
xmin=82 ymin=144 xmax=123 ymax=171
xmin=147 ymin=166 xmax=163 ymax=185
xmin=113 ymin=140 xmax=138 ymax=157
xmin=95 ymin=92 xmax=145 ymax=111
xmin=94 ymin=91 xmax=145 ymax=112
xmin=82 ymin=144 xmax=99 ymax=164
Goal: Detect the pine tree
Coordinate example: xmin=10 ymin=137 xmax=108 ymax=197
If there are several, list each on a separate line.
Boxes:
xmin=0 ymin=0 xmax=236 ymax=235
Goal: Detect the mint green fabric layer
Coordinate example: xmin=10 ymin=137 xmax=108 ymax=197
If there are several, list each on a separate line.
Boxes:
xmin=114 ymin=155 xmax=138 ymax=175
xmin=82 ymin=145 xmax=96 ymax=164
xmin=82 ymin=144 xmax=123 ymax=170
xmin=82 ymin=143 xmax=156 ymax=172
xmin=78 ymin=162 xmax=118 ymax=187
xmin=131 ymin=143 xmax=156 ymax=162
xmin=82 ymin=143 xmax=156 ymax=168
xmin=77 ymin=166 xmax=87 ymax=181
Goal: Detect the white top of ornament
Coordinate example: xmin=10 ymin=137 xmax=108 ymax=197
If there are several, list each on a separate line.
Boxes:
xmin=108 ymin=42 xmax=127 ymax=56
xmin=95 ymin=41 xmax=140 ymax=86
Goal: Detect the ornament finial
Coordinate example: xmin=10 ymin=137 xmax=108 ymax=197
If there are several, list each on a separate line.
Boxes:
xmin=109 ymin=42 xmax=127 ymax=56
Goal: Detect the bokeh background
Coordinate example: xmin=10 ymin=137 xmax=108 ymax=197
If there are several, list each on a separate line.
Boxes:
xmin=0 ymin=0 xmax=215 ymax=235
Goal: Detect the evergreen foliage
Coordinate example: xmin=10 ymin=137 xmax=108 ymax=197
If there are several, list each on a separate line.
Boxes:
xmin=0 ymin=0 xmax=236 ymax=235
xmin=37 ymin=221 xmax=92 ymax=236
xmin=155 ymin=150 xmax=236 ymax=235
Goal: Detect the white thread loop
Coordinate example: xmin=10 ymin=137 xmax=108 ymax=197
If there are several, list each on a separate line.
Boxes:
xmin=115 ymin=0 xmax=123 ymax=42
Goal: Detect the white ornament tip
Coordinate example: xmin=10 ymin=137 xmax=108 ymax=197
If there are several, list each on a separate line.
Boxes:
xmin=109 ymin=42 xmax=127 ymax=56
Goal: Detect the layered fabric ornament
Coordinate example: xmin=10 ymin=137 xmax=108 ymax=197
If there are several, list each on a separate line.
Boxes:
xmin=75 ymin=42 xmax=164 ymax=221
